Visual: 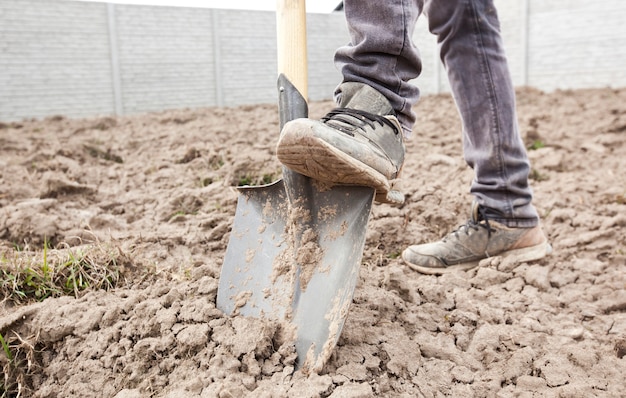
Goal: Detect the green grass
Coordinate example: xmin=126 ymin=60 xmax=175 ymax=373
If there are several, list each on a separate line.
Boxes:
xmin=387 ymin=250 xmax=402 ymax=259
xmin=527 ymin=140 xmax=545 ymax=150
xmin=237 ymin=173 xmax=277 ymax=187
xmin=0 ymin=334 xmax=12 ymax=362
xmin=0 ymin=240 xmax=134 ymax=397
xmin=1 ymin=331 xmax=19 ymax=398
xmin=529 ymin=168 xmax=549 ymax=182
xmin=0 ymin=240 xmax=128 ymax=305
xmin=0 ymin=329 xmax=37 ymax=398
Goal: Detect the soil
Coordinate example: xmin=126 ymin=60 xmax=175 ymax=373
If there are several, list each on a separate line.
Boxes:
xmin=0 ymin=87 xmax=625 ymax=397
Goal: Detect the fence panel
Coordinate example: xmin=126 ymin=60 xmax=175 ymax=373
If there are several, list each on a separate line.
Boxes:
xmin=0 ymin=0 xmax=624 ymax=121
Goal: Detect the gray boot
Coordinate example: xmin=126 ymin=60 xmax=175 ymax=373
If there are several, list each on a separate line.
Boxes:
xmin=276 ymin=82 xmax=405 ymax=204
xmin=402 ymin=202 xmax=552 ymax=274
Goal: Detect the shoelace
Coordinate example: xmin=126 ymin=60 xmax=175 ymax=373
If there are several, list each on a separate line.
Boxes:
xmin=321 ymin=108 xmax=400 ymax=137
xmin=444 ymin=205 xmax=495 ymax=242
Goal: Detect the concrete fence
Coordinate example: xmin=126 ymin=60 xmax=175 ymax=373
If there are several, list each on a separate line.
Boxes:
xmin=1 ymin=0 xmax=625 ymax=121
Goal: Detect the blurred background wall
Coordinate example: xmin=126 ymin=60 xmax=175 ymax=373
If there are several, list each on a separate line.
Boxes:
xmin=1 ymin=0 xmax=624 ymax=121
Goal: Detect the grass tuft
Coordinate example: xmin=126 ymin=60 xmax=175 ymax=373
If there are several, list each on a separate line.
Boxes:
xmin=0 ymin=240 xmax=131 ymax=305
xmin=527 ymin=140 xmax=545 ymax=150
xmin=0 ymin=239 xmax=136 ymax=397
xmin=0 ymin=330 xmax=38 ymax=398
xmin=237 ymin=172 xmax=278 ymax=187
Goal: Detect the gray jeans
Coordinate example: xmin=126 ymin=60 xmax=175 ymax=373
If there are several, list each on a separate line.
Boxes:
xmin=335 ymin=0 xmax=539 ymax=227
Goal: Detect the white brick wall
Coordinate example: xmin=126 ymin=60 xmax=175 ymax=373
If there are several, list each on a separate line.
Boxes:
xmin=214 ymin=10 xmax=278 ymax=107
xmin=1 ymin=0 xmax=625 ymax=121
xmin=0 ymin=0 xmax=114 ymax=120
xmin=113 ymin=4 xmax=218 ymax=114
xmin=526 ymin=0 xmax=626 ymax=89
xmin=306 ymin=12 xmax=348 ymax=101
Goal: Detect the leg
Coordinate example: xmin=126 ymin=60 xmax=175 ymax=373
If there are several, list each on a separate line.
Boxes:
xmin=426 ymin=0 xmax=539 ymax=227
xmin=402 ymin=0 xmax=551 ymax=274
xmin=335 ymin=0 xmax=425 ymax=136
xmin=277 ymin=0 xmax=425 ymax=204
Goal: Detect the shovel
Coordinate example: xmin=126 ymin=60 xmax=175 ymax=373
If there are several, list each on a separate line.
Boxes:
xmin=216 ymin=0 xmax=375 ymax=372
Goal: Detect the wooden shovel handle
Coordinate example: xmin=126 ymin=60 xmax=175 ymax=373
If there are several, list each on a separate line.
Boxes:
xmin=276 ymin=0 xmax=308 ymax=100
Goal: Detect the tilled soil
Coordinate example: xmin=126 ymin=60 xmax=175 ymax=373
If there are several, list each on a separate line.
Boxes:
xmin=0 ymin=87 xmax=625 ymax=397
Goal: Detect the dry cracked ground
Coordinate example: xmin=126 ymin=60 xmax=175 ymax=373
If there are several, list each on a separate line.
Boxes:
xmin=0 ymin=87 xmax=625 ymax=397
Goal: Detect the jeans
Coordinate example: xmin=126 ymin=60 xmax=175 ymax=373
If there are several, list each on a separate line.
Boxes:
xmin=335 ymin=0 xmax=539 ymax=227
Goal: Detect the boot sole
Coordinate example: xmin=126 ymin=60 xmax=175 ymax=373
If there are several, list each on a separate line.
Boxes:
xmin=404 ymin=241 xmax=553 ymax=275
xmin=277 ymin=131 xmax=391 ymax=193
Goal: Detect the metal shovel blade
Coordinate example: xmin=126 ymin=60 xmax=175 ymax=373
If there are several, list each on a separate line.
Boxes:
xmin=217 ymin=75 xmax=375 ymax=371
xmin=216 ymin=179 xmax=374 ymax=370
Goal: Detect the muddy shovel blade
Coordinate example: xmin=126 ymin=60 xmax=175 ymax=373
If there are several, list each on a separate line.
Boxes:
xmin=216 ymin=179 xmax=374 ymax=371
xmin=217 ymin=74 xmax=375 ymax=372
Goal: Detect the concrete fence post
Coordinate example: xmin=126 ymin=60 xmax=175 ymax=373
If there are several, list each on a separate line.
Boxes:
xmin=211 ymin=10 xmax=224 ymax=107
xmin=521 ymin=0 xmax=530 ymax=86
xmin=107 ymin=3 xmax=123 ymax=116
